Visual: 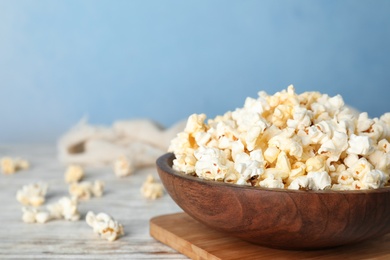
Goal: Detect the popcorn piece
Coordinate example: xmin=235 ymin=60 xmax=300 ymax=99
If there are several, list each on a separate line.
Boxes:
xmin=268 ymin=129 xmax=303 ymax=159
xmin=47 ymin=197 xmax=80 ymax=221
xmin=351 ymin=180 xmax=367 ymax=190
xmin=113 ymin=156 xmax=134 ymax=177
xmin=337 ymin=171 xmax=354 ymax=185
xmin=224 ymin=171 xmax=239 ymax=184
xmin=347 ymin=134 xmax=374 ymax=156
xmin=69 ymin=180 xmax=105 ymax=200
xmin=306 ymin=171 xmax=331 ymax=190
xmin=275 ymin=151 xmax=291 ymax=174
xmin=368 ymin=149 xmax=390 ymax=174
xmin=264 ymin=146 xmax=280 ymax=164
xmin=259 ymin=175 xmax=284 ymax=189
xmin=378 ymin=139 xmax=390 ymax=153
xmin=1 ymin=157 xmax=29 ymax=174
xmin=169 ymin=132 xmax=197 ymax=174
xmin=64 ymin=165 xmax=84 ymax=183
xmin=234 ymin=149 xmax=265 ymax=185
xmin=344 ymin=153 xmax=359 ymax=168
xmin=348 ymin=158 xmax=373 ymax=180
xmin=290 ymin=162 xmax=306 ymax=178
xmin=194 ymin=147 xmax=231 ymax=181
xmin=16 ymin=182 xmax=48 ymax=207
xmin=357 ymin=112 xmax=374 ymax=133
xmin=141 ymin=175 xmax=164 ymax=199
xmin=184 ymin=113 xmax=207 ymax=133
xmin=288 ymin=176 xmax=309 ymax=190
xmin=287 ymin=106 xmax=312 ymax=130
xmin=361 ymin=170 xmax=386 ymax=189
xmin=86 ymin=211 xmax=124 ymax=242
xmin=22 ymin=207 xmax=51 ymax=224
xmin=231 ymin=108 xmax=268 ymax=151
xmin=305 ymin=156 xmax=325 ymax=173
xmin=288 ymin=172 xmax=331 ymax=190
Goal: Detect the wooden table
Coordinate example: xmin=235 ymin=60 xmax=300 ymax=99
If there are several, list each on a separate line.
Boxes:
xmin=0 ymin=144 xmax=187 ymax=259
xmin=2 ymin=144 xmax=389 ymax=259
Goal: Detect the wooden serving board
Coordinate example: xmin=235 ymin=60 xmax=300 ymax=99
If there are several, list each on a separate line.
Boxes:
xmin=150 ymin=212 xmax=390 ymax=260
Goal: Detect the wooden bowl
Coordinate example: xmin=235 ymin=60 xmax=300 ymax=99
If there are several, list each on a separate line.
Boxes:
xmin=156 ymin=153 xmax=390 ymax=250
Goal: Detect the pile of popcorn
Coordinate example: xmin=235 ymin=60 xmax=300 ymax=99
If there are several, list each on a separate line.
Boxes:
xmin=169 ymin=85 xmax=390 ymax=191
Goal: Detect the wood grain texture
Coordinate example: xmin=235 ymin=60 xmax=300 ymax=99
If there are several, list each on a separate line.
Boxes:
xmin=0 ymin=144 xmax=187 ymax=259
xmin=150 ymin=212 xmax=390 ymax=260
xmin=157 ymin=153 xmax=390 ymax=250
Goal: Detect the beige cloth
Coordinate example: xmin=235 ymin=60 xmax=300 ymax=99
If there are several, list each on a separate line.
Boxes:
xmin=57 ymin=118 xmax=186 ymax=167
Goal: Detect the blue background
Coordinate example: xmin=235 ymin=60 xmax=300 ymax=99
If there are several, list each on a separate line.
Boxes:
xmin=1 ymin=0 xmax=389 ymax=143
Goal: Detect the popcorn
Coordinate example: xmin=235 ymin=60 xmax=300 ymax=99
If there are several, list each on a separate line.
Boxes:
xmin=337 ymin=171 xmax=354 ymax=185
xmin=368 ymin=149 xmax=389 ymax=173
xmin=184 ymin=113 xmax=207 ymax=133
xmin=287 ymin=106 xmax=313 ymax=130
xmin=47 ymin=197 xmax=80 ymax=221
xmin=64 ymin=165 xmax=84 ymax=183
xmin=289 ymin=162 xmax=306 ymax=178
xmin=69 ymin=180 xmax=104 ymax=200
xmin=361 ymin=170 xmax=386 ymax=189
xmin=22 ymin=207 xmax=51 ymax=224
xmin=1 ymin=157 xmax=29 ymax=174
xmin=86 ymin=211 xmax=124 ymax=241
xmin=16 ymin=182 xmax=48 ymax=207
xmin=140 ymin=175 xmax=164 ymax=199
xmin=268 ymin=129 xmax=303 ymax=159
xmin=288 ymin=171 xmax=331 ymax=190
xmin=194 ymin=147 xmax=231 ymax=181
xmin=305 ymin=156 xmax=325 ymax=173
xmin=259 ymin=175 xmax=284 ymax=189
xmin=348 ymin=158 xmax=373 ymax=180
xmin=352 ymin=180 xmax=367 ymax=190
xmin=234 ymin=149 xmax=265 ymax=185
xmin=275 ymin=151 xmax=291 ymax=174
xmin=169 ymin=86 xmax=390 ymax=190
xmin=288 ymin=176 xmax=309 ymax=190
xmin=113 ymin=156 xmax=134 ymax=177
xmin=347 ymin=134 xmax=375 ymax=156
xmin=264 ymin=146 xmax=280 ymax=164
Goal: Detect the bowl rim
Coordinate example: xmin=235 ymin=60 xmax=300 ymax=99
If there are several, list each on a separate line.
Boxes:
xmin=157 ymin=152 xmax=390 ymax=194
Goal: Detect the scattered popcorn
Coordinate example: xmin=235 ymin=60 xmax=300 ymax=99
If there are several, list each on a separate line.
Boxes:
xmin=47 ymin=197 xmax=80 ymax=221
xmin=169 ymin=85 xmax=390 ymax=190
xmin=141 ymin=175 xmax=164 ymax=199
xmin=22 ymin=207 xmax=51 ymax=224
xmin=64 ymin=165 xmax=84 ymax=183
xmin=69 ymin=180 xmax=104 ymax=200
xmin=86 ymin=211 xmax=124 ymax=241
xmin=113 ymin=156 xmax=135 ymax=177
xmin=16 ymin=182 xmax=48 ymax=207
xmin=1 ymin=157 xmax=29 ymax=174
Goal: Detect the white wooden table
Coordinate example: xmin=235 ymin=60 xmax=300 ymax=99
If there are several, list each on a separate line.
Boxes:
xmin=0 ymin=144 xmax=187 ymax=259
